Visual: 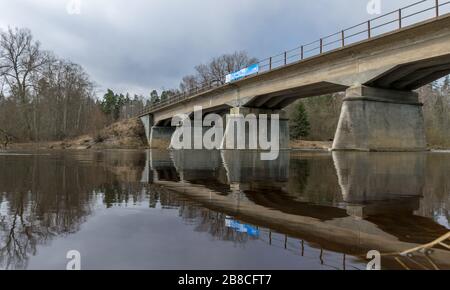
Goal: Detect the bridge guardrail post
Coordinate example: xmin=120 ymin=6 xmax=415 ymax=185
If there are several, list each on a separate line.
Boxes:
xmin=436 ymin=0 xmax=440 ymax=17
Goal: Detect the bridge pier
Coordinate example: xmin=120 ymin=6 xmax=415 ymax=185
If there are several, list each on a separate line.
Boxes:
xmin=139 ymin=115 xmax=153 ymax=145
xmin=149 ymin=126 xmax=175 ymax=149
xmin=220 ymin=107 xmax=290 ymax=150
xmin=332 ymin=85 xmax=427 ymax=152
xmin=140 ymin=114 xmax=175 ymax=149
xmin=170 ymin=123 xmax=219 ymax=150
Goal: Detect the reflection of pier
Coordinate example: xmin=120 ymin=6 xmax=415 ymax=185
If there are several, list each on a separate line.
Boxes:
xmin=172 ymin=150 xmax=222 ymax=182
xmin=142 ymin=150 xmax=179 ymax=183
xmin=333 ymin=152 xmax=426 ymax=201
xmin=333 ymin=152 xmax=425 ymax=218
xmin=221 ymin=150 xmax=289 ymax=188
xmin=143 ymin=149 xmax=450 ymax=269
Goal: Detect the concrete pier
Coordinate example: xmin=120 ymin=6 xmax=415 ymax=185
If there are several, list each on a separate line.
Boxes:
xmin=140 ymin=115 xmax=174 ymax=149
xmin=332 ymin=85 xmax=427 ymax=152
xmin=139 ymin=115 xmax=153 ymax=144
xmin=149 ymin=126 xmax=175 ymax=149
xmin=144 ymin=106 xmax=290 ymax=151
xmin=220 ymin=107 xmax=290 ymax=151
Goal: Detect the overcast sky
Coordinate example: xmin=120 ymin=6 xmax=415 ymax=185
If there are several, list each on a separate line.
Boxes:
xmin=0 ymin=0 xmax=416 ymax=97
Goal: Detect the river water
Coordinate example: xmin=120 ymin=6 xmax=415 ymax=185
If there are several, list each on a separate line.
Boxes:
xmin=0 ymin=149 xmax=449 ymax=270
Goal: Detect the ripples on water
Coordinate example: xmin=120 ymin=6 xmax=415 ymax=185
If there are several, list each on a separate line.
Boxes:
xmin=0 ymin=149 xmax=449 ymax=270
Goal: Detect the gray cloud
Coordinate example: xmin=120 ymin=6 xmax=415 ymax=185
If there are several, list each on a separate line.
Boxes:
xmin=0 ymin=0 xmax=416 ymax=97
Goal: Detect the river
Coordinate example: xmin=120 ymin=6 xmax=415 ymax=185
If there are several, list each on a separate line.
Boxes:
xmin=0 ymin=149 xmax=449 ymax=270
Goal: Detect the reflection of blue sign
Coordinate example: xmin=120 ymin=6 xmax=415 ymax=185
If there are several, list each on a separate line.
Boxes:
xmin=225 ymin=217 xmax=260 ymax=237
xmin=225 ymin=64 xmax=259 ymax=83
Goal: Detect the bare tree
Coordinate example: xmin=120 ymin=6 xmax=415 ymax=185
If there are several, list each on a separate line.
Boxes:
xmin=180 ymin=51 xmax=257 ymax=91
xmin=224 ymin=51 xmax=257 ymax=72
xmin=179 ymin=74 xmax=199 ymax=93
xmin=0 ymin=27 xmax=49 ymax=139
xmin=0 ymin=27 xmax=106 ymax=142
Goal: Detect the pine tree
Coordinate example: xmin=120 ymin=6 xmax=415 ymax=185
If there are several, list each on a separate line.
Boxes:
xmin=100 ymin=89 xmax=116 ymax=116
xmin=290 ymin=102 xmax=310 ymax=139
xmin=100 ymin=89 xmax=127 ymax=121
xmin=150 ymin=90 xmax=160 ymax=104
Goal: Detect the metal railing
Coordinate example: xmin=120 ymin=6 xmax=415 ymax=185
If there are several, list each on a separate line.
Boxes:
xmin=137 ymin=0 xmax=450 ymax=116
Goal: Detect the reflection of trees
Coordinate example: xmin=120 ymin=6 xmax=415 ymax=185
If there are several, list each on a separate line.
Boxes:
xmin=418 ymin=154 xmax=450 ymax=227
xmin=0 ymin=193 xmax=38 ymax=270
xmin=148 ymin=184 xmax=182 ymax=209
xmin=100 ymin=181 xmax=147 ymax=208
xmin=0 ymin=151 xmax=146 ymax=269
xmin=0 ymin=155 xmax=91 ymax=269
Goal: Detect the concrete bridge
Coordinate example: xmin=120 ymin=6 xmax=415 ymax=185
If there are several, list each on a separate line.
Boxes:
xmin=139 ymin=1 xmax=450 ymax=151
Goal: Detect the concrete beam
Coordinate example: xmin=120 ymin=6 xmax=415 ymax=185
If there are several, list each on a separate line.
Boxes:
xmin=369 ymin=54 xmax=450 ymax=88
xmin=391 ymin=63 xmax=450 ymax=89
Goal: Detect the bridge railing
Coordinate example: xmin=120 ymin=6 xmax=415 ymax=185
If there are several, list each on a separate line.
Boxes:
xmin=137 ymin=0 xmax=450 ymax=116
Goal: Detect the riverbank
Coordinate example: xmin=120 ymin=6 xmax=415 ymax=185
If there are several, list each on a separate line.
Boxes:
xmin=7 ymin=139 xmax=333 ymax=151
xmin=7 ymin=118 xmax=148 ymax=151
xmin=5 ymin=118 xmax=449 ymax=152
xmin=5 ymin=117 xmax=333 ymax=151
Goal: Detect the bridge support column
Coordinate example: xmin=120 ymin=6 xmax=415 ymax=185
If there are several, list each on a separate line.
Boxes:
xmin=139 ymin=114 xmax=153 ymax=145
xmin=139 ymin=113 xmax=176 ymax=149
xmin=332 ymin=85 xmax=427 ymax=152
xmin=220 ymin=107 xmax=290 ymax=150
xmin=149 ymin=126 xmax=175 ymax=149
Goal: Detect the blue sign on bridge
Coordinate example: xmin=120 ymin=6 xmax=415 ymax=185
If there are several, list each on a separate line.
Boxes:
xmin=225 ymin=64 xmax=259 ymax=83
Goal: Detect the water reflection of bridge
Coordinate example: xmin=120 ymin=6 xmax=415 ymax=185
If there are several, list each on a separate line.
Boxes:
xmin=150 ymin=183 xmax=363 ymax=270
xmin=143 ymin=150 xmax=450 ymax=269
